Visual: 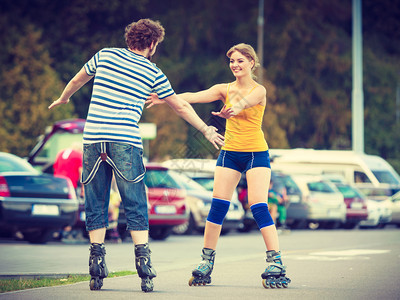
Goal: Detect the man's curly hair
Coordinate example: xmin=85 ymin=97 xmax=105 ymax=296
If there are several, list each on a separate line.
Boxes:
xmin=125 ymin=19 xmax=165 ymax=51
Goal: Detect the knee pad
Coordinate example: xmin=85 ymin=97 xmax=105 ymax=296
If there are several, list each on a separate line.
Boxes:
xmin=251 ymin=202 xmax=274 ymax=229
xmin=206 ymin=198 xmax=230 ymax=225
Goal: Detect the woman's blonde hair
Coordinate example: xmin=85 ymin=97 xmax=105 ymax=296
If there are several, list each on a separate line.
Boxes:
xmin=226 ymin=43 xmax=260 ymax=78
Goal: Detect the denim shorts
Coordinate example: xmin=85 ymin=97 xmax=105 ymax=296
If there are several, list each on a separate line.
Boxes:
xmin=82 ymin=142 xmax=148 ymax=231
xmin=216 ymin=150 xmax=271 ymax=173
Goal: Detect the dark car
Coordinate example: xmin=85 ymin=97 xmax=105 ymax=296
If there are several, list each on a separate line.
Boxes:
xmin=0 ymin=152 xmax=79 ymax=243
xmin=271 ymin=171 xmax=309 ymax=229
xmin=333 ymin=183 xmax=369 ymax=229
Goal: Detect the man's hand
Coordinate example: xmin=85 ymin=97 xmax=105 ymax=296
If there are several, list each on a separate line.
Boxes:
xmin=211 ymin=105 xmax=234 ymax=119
xmin=48 ymin=98 xmax=70 ymax=110
xmin=202 ymin=125 xmax=225 ymax=150
xmin=145 ymin=93 xmax=164 ymax=108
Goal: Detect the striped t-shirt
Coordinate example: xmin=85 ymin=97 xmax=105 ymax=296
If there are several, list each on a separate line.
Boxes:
xmin=83 ymin=48 xmax=174 ymax=148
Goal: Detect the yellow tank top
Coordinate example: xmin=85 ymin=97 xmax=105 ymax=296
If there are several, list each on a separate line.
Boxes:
xmin=222 ymin=83 xmax=268 ymax=152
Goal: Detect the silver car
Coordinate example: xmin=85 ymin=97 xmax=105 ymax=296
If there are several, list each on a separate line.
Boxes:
xmin=290 ymin=174 xmax=347 ymax=229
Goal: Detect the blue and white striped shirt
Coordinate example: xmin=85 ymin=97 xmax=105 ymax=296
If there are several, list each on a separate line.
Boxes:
xmin=83 ymin=48 xmax=174 ymax=148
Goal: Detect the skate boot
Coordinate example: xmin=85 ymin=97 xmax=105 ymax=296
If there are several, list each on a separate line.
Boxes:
xmin=89 ymin=243 xmax=109 ymax=290
xmin=189 ymin=248 xmax=216 ymax=286
xmin=134 ymin=243 xmax=157 ymax=292
xmin=261 ymin=250 xmax=291 ymax=288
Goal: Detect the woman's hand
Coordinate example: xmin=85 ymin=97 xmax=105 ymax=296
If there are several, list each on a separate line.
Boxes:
xmin=203 ymin=126 xmax=225 ymax=150
xmin=145 ymin=93 xmax=165 ymax=108
xmin=211 ymin=105 xmax=235 ymax=119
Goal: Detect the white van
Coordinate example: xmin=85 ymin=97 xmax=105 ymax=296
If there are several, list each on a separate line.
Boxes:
xmin=270 ymin=149 xmax=400 ymax=198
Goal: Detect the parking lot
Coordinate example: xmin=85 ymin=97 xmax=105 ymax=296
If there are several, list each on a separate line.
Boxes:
xmin=0 ymin=228 xmax=399 ymax=299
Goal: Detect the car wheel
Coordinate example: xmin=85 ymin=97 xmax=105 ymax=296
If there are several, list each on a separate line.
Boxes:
xmin=149 ymin=227 xmax=172 ymax=240
xmin=289 ymin=220 xmax=307 ymax=229
xmin=172 ymin=213 xmax=195 ymax=235
xmin=322 ymin=221 xmax=341 ymax=229
xmin=23 ymin=229 xmax=53 ymax=244
xmin=342 ymin=222 xmax=358 ymax=229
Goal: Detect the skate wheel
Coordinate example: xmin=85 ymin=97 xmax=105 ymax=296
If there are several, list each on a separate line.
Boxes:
xmin=282 ymin=282 xmax=288 ymax=288
xmin=89 ymin=277 xmax=103 ymax=290
xmin=141 ymin=278 xmax=154 ymax=292
xmin=188 ymin=277 xmax=195 ymax=286
xmin=262 ymin=279 xmax=269 ymax=289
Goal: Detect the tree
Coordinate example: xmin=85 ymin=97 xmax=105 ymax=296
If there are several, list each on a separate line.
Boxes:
xmin=0 ymin=25 xmax=75 ymax=157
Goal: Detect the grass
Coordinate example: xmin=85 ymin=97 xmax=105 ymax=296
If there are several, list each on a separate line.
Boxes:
xmin=0 ymin=271 xmax=136 ymax=293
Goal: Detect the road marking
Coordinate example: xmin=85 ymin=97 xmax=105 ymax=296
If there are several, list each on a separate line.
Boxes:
xmin=287 ymin=249 xmax=390 ymax=261
xmin=311 ymin=249 xmax=390 ymax=256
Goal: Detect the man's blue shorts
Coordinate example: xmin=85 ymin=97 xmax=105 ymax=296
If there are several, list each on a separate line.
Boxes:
xmin=216 ymin=150 xmax=271 ymax=173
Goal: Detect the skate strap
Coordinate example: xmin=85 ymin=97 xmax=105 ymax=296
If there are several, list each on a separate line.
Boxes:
xmin=266 ymin=263 xmax=286 ymax=271
xmin=201 ymin=253 xmax=215 ymax=261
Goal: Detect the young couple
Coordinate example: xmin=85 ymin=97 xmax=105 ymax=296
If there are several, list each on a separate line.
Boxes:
xmin=49 ymin=18 xmax=290 ymax=292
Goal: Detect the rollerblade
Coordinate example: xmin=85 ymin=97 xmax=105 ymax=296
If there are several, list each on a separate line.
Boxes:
xmin=135 ymin=243 xmax=157 ymax=292
xmin=261 ymin=250 xmax=291 ymax=288
xmin=189 ymin=248 xmax=215 ymax=286
xmin=89 ymin=243 xmax=109 ymax=290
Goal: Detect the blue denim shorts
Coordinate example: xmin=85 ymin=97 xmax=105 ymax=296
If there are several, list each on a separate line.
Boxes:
xmin=216 ymin=150 xmax=271 ymax=173
xmin=82 ymin=142 xmax=148 ymax=231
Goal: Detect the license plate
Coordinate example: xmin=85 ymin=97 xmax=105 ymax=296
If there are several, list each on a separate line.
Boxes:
xmin=289 ymin=195 xmax=300 ymax=203
xmin=154 ymin=205 xmax=176 ymax=214
xmin=32 ymin=204 xmax=60 ymax=216
xmin=351 ymin=202 xmax=363 ymax=209
xmin=327 ymin=209 xmax=339 ymax=217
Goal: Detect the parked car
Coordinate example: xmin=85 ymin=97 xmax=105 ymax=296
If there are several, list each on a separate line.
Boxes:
xmin=333 ymin=183 xmax=369 ymax=229
xmin=28 ymin=119 xmax=85 ymax=172
xmin=162 ymin=158 xmax=245 ymax=233
xmin=169 ymin=171 xmax=243 ymax=235
xmin=235 ymin=171 xmax=307 ymax=231
xmin=0 ymin=152 xmax=79 ymax=243
xmin=271 ymin=171 xmax=308 ymax=229
xmin=289 ymin=174 xmax=347 ymax=229
xmin=388 ymin=191 xmax=400 ymax=227
xmin=117 ymin=164 xmax=189 ymax=240
xmin=359 ymin=199 xmax=383 ymax=228
xmin=27 ymin=119 xmax=189 ymax=240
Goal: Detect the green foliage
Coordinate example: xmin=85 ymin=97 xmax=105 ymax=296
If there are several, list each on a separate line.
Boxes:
xmin=0 ymin=24 xmax=75 ymax=157
xmin=0 ymin=0 xmax=399 ymax=163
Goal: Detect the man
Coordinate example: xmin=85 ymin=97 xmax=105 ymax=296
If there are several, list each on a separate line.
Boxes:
xmin=48 ymin=18 xmax=224 ymax=293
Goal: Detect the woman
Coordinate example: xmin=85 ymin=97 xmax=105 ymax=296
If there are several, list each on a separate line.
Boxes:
xmin=147 ymin=43 xmax=290 ymax=289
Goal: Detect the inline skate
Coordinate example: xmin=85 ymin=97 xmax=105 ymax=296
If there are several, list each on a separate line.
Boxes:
xmin=89 ymin=243 xmax=109 ymax=290
xmin=188 ymin=248 xmax=216 ymax=286
xmin=135 ymin=243 xmax=157 ymax=292
xmin=261 ymin=250 xmax=291 ymax=288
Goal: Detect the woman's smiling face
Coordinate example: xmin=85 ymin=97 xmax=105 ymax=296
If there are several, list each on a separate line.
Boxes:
xmin=229 ymin=51 xmax=254 ymax=78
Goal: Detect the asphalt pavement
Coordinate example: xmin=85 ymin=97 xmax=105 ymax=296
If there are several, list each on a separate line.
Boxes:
xmin=0 ymin=229 xmax=399 ymax=299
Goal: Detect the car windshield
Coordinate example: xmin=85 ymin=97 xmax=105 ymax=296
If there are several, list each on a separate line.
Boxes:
xmin=336 ymin=185 xmax=363 ymax=198
xmin=144 ymin=169 xmax=181 ymax=189
xmin=36 ymin=132 xmax=83 ymax=163
xmin=276 ymin=175 xmax=301 ymax=195
xmin=0 ymin=155 xmax=39 ymax=173
xmin=167 ymin=171 xmax=207 ymax=191
xmin=192 ymin=178 xmax=214 ymax=191
xmin=372 ymin=170 xmax=400 ymax=185
xmin=307 ymin=181 xmax=335 ymax=193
